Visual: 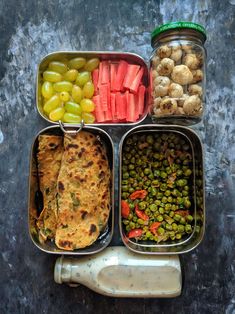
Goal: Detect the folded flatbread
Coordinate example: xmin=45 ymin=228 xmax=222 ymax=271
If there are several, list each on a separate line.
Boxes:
xmin=55 ymin=131 xmax=111 ymax=250
xmin=36 ymin=135 xmax=63 ymax=243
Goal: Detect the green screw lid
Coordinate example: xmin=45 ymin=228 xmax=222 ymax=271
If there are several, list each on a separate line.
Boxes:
xmin=151 ymin=21 xmax=206 ymax=42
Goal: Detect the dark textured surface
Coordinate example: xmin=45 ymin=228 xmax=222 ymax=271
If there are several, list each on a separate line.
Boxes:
xmin=0 ymin=0 xmax=235 ymax=313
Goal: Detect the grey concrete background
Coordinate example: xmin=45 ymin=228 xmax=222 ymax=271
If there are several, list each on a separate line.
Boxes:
xmin=0 ymin=0 xmax=235 ymax=313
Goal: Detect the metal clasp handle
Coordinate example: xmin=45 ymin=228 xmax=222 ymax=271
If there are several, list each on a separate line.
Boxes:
xmin=59 ymin=120 xmax=84 ymax=135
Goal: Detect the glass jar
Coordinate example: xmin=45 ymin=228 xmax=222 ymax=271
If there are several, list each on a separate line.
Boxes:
xmin=150 ymin=22 xmax=207 ymax=125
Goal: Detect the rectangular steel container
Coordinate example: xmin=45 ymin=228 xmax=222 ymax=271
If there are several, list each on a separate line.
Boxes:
xmin=119 ymin=124 xmax=205 ymax=254
xmin=28 ymin=125 xmax=114 ymax=255
xmin=36 ymin=51 xmax=149 ymax=126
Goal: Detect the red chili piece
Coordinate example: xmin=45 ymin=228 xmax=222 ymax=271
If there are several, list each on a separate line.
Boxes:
xmin=121 ymin=200 xmax=130 ymax=218
xmin=150 ymin=222 xmax=161 ymax=235
xmin=130 ymin=190 xmax=148 ymax=200
xmin=128 ymin=228 xmax=143 ymax=238
xmin=135 ymin=205 xmax=149 ymax=221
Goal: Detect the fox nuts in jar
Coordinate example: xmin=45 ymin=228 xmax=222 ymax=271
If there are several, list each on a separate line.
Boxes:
xmin=150 ymin=22 xmax=206 ymax=124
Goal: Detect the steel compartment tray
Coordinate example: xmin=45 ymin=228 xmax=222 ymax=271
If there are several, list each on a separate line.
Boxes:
xmin=119 ymin=124 xmax=205 ymax=254
xmin=28 ymin=125 xmax=114 ymax=255
xmin=36 ymin=51 xmax=149 ymax=126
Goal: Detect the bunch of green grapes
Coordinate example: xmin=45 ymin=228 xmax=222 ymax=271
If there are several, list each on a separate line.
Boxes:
xmin=41 ymin=57 xmax=99 ymax=123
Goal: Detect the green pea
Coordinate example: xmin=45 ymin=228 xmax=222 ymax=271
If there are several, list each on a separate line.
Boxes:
xmin=169 ymin=210 xmax=174 ymax=217
xmin=129 ymin=188 xmax=135 ymax=193
xmin=178 ymin=225 xmax=185 ymax=233
xmin=186 ymin=214 xmax=194 ymax=222
xmin=132 ymin=217 xmax=137 ymax=222
xmin=167 ymin=196 xmax=173 ymax=203
xmin=129 ymin=222 xmax=135 ymax=229
xmin=148 ymin=173 xmax=154 ymax=180
xmin=176 ymin=179 xmax=188 ymax=187
xmin=159 ymin=207 xmax=164 ymax=214
xmin=160 ymin=183 xmax=167 ymax=191
xmin=121 ymin=192 xmax=129 ymax=199
xmin=123 ymin=219 xmax=129 ymax=225
xmin=126 ymin=226 xmax=131 ymax=232
xmin=157 ymin=215 xmax=164 ymax=222
xmin=174 ymin=214 xmax=181 ymax=222
xmin=139 ymin=201 xmax=147 ymax=210
xmin=137 ymin=219 xmax=144 ymax=225
xmin=146 ymin=135 xmax=154 ymax=144
xmin=162 ymin=196 xmax=168 ymax=203
xmin=180 ymin=217 xmax=186 ymax=225
xmin=175 ymin=233 xmax=182 ymax=240
xmin=184 ymin=199 xmax=191 ymax=208
xmin=172 ymin=223 xmax=178 ymax=231
xmin=128 ymin=164 xmax=135 ymax=170
xmin=123 ymin=172 xmax=129 ymax=179
xmin=154 ymin=200 xmax=161 ymax=206
xmin=160 ymin=171 xmax=167 ymax=179
xmin=158 ymin=227 xmax=165 ymax=235
xmin=165 ymin=190 xmax=171 ymax=196
xmin=182 ymin=190 xmax=189 ymax=196
xmin=185 ymin=224 xmax=192 ymax=234
xmin=165 ymin=224 xmax=172 ymax=231
xmin=129 ymin=203 xmax=135 ymax=210
xmin=152 ymin=179 xmax=160 ymax=186
xmin=176 ymin=169 xmax=183 ymax=176
xmin=149 ymin=204 xmax=157 ymax=211
xmin=184 ymin=169 xmax=192 ymax=176
xmin=128 ymin=213 xmax=133 ymax=220
xmin=145 ymin=209 xmax=151 ymax=215
xmin=122 ymin=185 xmax=129 ymax=192
xmin=135 ymin=223 xmax=140 ymax=228
xmin=144 ymin=168 xmax=151 ymax=175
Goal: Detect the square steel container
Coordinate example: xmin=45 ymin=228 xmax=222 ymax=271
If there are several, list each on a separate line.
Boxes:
xmin=119 ymin=124 xmax=205 ymax=254
xmin=36 ymin=51 xmax=149 ymax=126
xmin=28 ymin=125 xmax=114 ymax=255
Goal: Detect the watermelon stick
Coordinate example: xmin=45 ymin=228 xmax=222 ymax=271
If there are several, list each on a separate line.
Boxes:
xmin=129 ymin=67 xmax=144 ymax=94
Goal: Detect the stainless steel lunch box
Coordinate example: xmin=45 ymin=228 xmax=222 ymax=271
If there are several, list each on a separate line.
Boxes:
xmin=119 ymin=124 xmax=205 ymax=254
xmin=36 ymin=51 xmax=149 ymax=126
xmin=28 ymin=124 xmax=114 ymax=255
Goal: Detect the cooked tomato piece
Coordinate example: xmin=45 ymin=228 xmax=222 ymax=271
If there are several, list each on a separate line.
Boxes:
xmin=130 ymin=190 xmax=148 ymax=200
xmin=150 ymin=222 xmax=161 ymax=235
xmin=121 ymin=200 xmax=130 ymax=218
xmin=135 ymin=205 xmax=149 ymax=221
xmin=128 ymin=228 xmax=143 ymax=238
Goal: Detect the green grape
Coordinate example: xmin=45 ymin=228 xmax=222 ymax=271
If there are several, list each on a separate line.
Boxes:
xmin=81 ymin=112 xmax=95 ymax=124
xmin=53 ymin=81 xmax=73 ymax=92
xmin=80 ymin=99 xmax=95 ymax=112
xmin=65 ymin=101 xmax=82 ymax=115
xmin=83 ymin=81 xmax=94 ymax=99
xmin=41 ymin=81 xmax=54 ymax=99
xmin=49 ymin=107 xmax=65 ymax=121
xmin=63 ymin=69 xmax=78 ymax=82
xmin=76 ymin=71 xmax=91 ymax=87
xmin=43 ymin=71 xmax=62 ymax=82
xmin=68 ymin=57 xmax=86 ymax=70
xmin=48 ymin=61 xmax=67 ymax=74
xmin=71 ymin=85 xmax=83 ymax=103
xmin=43 ymin=95 xmax=60 ymax=114
xmin=63 ymin=113 xmax=82 ymax=123
xmin=84 ymin=58 xmax=100 ymax=72
xmin=59 ymin=91 xmax=70 ymax=102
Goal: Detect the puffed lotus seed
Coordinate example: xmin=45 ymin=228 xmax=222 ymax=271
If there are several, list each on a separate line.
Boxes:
xmin=160 ymin=98 xmax=178 ymax=114
xmin=183 ymin=95 xmax=201 ymax=115
xmin=191 ymin=69 xmax=203 ymax=83
xmin=170 ymin=46 xmax=183 ymax=62
xmin=157 ymin=45 xmax=172 ymax=58
xmin=157 ymin=58 xmax=174 ymax=76
xmin=188 ymin=84 xmax=203 ymax=97
xmin=178 ymin=94 xmax=189 ymax=107
xmin=183 ymin=53 xmax=202 ymax=70
xmin=168 ymin=83 xmax=184 ymax=98
xmin=171 ymin=65 xmax=193 ymax=85
xmin=152 ymin=55 xmax=161 ymax=67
